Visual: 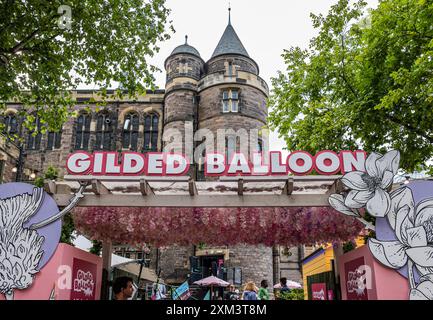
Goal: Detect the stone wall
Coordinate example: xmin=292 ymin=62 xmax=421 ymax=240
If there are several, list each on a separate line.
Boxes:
xmin=6 ymin=96 xmax=164 ymax=178
xmin=206 ymin=55 xmax=258 ymax=75
xmin=165 ymin=54 xmax=204 ymax=82
xmin=0 ymin=136 xmax=20 ymax=183
xmin=226 ymin=244 xmax=274 ymax=287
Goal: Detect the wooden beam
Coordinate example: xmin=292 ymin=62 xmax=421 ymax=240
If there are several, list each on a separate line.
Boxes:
xmin=91 ymin=179 xmax=111 ymax=195
xmin=52 ymin=194 xmax=331 ymax=208
xmin=44 ymin=180 xmax=57 ymax=195
xmin=188 ymin=178 xmax=198 ymax=196
xmin=282 ymin=177 xmax=294 ymax=195
xmin=238 ymin=179 xmax=244 ymax=196
xmin=140 ymin=179 xmax=154 ymax=196
xmin=220 ymin=175 xmax=342 ymax=182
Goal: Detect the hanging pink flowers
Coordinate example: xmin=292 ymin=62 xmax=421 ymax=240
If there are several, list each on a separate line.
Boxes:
xmin=72 ymin=206 xmax=364 ymax=247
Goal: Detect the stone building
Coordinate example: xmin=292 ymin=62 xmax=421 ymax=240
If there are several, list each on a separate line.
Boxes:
xmin=1 ymin=13 xmax=306 ymax=288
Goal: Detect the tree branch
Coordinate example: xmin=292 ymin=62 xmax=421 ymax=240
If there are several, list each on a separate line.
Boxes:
xmin=388 ymin=114 xmax=433 ymax=143
xmin=9 ymin=28 xmax=40 ymax=54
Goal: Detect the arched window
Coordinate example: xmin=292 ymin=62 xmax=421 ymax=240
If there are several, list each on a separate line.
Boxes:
xmin=95 ymin=111 xmax=114 ymax=150
xmin=2 ymin=113 xmax=18 ymax=137
xmin=143 ymin=113 xmax=159 ymax=151
xmin=75 ymin=112 xmax=91 ymax=150
xmin=47 ymin=127 xmax=62 ymax=150
xmin=27 ymin=114 xmax=42 ymax=150
xmin=122 ymin=112 xmax=139 ymax=150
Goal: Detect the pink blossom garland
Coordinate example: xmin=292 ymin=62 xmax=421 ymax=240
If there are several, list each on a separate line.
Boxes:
xmin=72 ymin=207 xmax=364 ymax=247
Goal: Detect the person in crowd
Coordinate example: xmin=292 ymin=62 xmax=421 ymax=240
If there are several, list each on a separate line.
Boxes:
xmin=112 ymin=276 xmax=134 ymax=300
xmin=258 ymin=279 xmax=270 ymax=300
xmin=153 ymin=282 xmax=167 ymax=300
xmin=224 ymin=284 xmax=240 ymax=300
xmin=241 ymin=281 xmax=258 ymax=300
xmin=275 ymin=277 xmax=291 ymax=300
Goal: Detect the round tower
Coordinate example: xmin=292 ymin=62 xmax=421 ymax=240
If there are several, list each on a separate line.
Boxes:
xmin=196 ymin=12 xmax=273 ymax=288
xmin=163 ymin=36 xmax=204 ymax=158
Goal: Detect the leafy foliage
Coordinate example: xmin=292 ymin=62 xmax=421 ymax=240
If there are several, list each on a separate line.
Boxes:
xmin=278 ymin=288 xmax=304 ymax=300
xmin=269 ymin=0 xmax=433 ymax=173
xmin=0 ymin=0 xmax=172 ymax=137
xmin=89 ymin=240 xmax=102 ymax=256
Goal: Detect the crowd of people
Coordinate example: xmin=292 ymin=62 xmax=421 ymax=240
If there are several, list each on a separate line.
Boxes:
xmin=222 ymin=277 xmax=291 ymax=300
xmin=111 ymin=276 xmax=293 ymax=300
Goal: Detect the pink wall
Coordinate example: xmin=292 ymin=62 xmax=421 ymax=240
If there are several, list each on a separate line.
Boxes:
xmin=339 ymin=245 xmax=409 ymax=300
xmin=0 ymin=243 xmax=102 ymax=300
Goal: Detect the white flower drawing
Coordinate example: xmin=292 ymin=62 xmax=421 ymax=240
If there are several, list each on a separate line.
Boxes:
xmin=341 ymin=150 xmax=400 ymax=217
xmin=329 ymin=149 xmax=433 ymax=300
xmin=0 ymin=188 xmax=45 ymax=300
xmin=410 ymin=274 xmax=433 ymax=300
xmin=368 ymin=189 xmax=433 ymax=276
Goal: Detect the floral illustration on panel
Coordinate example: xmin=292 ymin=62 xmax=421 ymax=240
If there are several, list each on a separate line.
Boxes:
xmin=329 ymin=150 xmax=433 ymax=300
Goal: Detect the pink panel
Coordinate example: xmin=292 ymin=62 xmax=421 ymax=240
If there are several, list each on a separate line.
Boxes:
xmin=0 ymin=243 xmax=102 ymax=300
xmin=339 ymin=245 xmax=409 ymax=300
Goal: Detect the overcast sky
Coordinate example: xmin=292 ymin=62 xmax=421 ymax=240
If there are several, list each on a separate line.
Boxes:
xmin=75 ymin=0 xmax=379 ymax=250
xmin=147 ymin=0 xmax=378 ymax=154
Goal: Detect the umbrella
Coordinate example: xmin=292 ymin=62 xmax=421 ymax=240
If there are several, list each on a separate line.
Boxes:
xmin=273 ymin=280 xmax=302 ymax=289
xmin=193 ymin=276 xmax=230 ymax=300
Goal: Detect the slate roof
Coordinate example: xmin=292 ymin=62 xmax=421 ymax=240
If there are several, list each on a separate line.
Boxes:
xmin=211 ymin=23 xmax=250 ymax=58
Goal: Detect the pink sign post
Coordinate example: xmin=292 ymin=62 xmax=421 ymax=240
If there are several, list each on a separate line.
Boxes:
xmin=0 ymin=243 xmax=102 ymax=300
xmin=339 ymin=245 xmax=409 ymax=300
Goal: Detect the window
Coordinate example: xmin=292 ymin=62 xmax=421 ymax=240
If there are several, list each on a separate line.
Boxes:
xmin=2 ymin=113 xmax=18 ymax=137
xmin=122 ymin=112 xmax=139 ymax=150
xmin=27 ymin=114 xmax=42 ymax=150
xmin=228 ymin=62 xmax=233 ymax=76
xmin=143 ymin=113 xmax=159 ymax=151
xmin=47 ymin=128 xmax=62 ymax=150
xmin=222 ymin=89 xmax=239 ymax=113
xmin=257 ymin=138 xmax=263 ymax=153
xmin=75 ymin=113 xmax=91 ymax=150
xmin=95 ymin=111 xmax=114 ymax=150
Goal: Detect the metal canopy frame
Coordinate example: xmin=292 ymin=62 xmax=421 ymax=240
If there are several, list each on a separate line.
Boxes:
xmin=44 ymin=175 xmax=344 ymax=208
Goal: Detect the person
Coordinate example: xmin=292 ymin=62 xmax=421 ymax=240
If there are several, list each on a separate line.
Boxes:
xmin=152 ymin=282 xmax=167 ymax=300
xmin=112 ymin=276 xmax=134 ymax=300
xmin=224 ymin=284 xmax=240 ymax=300
xmin=275 ymin=277 xmax=290 ymax=300
xmin=241 ymin=281 xmax=258 ymax=300
xmin=258 ymin=279 xmax=270 ymax=300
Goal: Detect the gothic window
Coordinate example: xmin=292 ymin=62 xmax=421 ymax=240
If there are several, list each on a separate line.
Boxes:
xmin=122 ymin=112 xmax=139 ymax=150
xmin=143 ymin=113 xmax=159 ymax=152
xmin=222 ymin=89 xmax=239 ymax=113
xmin=47 ymin=128 xmax=62 ymax=150
xmin=75 ymin=112 xmax=91 ymax=150
xmin=26 ymin=114 xmax=42 ymax=150
xmin=2 ymin=113 xmax=18 ymax=137
xmin=95 ymin=111 xmax=114 ymax=150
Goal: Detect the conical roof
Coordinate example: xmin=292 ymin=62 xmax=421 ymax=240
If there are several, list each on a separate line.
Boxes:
xmin=211 ymin=23 xmax=250 ymax=59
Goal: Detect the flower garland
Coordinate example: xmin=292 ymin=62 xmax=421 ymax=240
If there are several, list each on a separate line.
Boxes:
xmin=72 ymin=206 xmax=363 ymax=247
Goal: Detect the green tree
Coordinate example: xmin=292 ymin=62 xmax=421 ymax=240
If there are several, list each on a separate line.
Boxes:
xmin=89 ymin=240 xmax=102 ymax=256
xmin=269 ymin=0 xmax=433 ymax=173
xmin=0 ymin=0 xmax=173 ymax=136
xmin=33 ymin=165 xmax=75 ymax=245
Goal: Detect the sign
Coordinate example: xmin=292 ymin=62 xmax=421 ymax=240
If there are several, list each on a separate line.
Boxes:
xmin=344 ymin=257 xmax=369 ymax=300
xmin=311 ymin=283 xmax=327 ymax=300
xmin=70 ymin=258 xmax=97 ymax=300
xmin=66 ymin=150 xmax=366 ymax=176
xmin=172 ymin=281 xmax=191 ymax=300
